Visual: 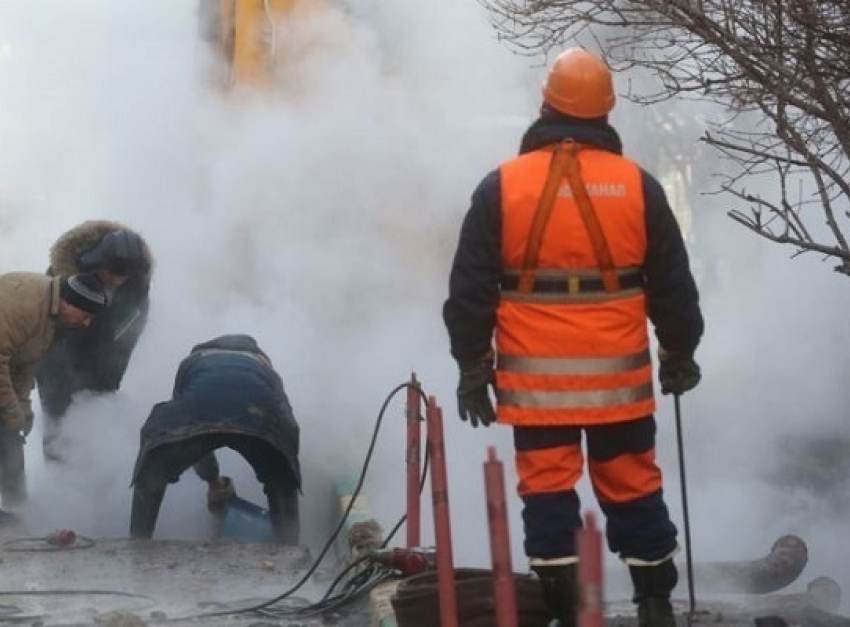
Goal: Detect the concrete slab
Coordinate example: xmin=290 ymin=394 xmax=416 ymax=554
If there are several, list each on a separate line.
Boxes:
xmin=9 ymin=473 xmax=842 ymax=627
xmin=0 ymin=532 xmax=328 ymax=625
xmin=0 ymin=474 xmax=383 ymax=626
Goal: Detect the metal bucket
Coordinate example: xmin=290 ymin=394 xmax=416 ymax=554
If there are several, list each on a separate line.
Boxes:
xmin=219 ymin=495 xmax=275 ymax=543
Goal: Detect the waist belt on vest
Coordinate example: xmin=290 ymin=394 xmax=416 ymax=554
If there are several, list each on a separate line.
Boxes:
xmin=502 ymin=270 xmax=644 ymax=294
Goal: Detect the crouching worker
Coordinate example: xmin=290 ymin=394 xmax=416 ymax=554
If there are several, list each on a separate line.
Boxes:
xmin=0 ymin=271 xmax=107 ymax=508
xmin=37 ymin=221 xmax=153 ymax=460
xmin=129 ymin=334 xmax=301 ymax=544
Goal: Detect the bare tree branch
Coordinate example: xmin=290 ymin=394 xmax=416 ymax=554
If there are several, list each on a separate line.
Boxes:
xmin=480 ymin=0 xmax=850 ymax=276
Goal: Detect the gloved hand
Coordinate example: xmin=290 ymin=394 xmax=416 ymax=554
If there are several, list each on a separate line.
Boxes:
xmin=0 ymin=402 xmax=28 ymax=434
xmin=456 ymin=354 xmax=496 ymax=428
xmin=658 ymin=350 xmax=701 ymax=395
xmin=207 ymin=476 xmax=235 ymax=514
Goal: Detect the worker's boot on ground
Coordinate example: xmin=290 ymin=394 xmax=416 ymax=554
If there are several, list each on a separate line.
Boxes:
xmin=0 ymin=431 xmax=27 ymax=507
xmin=0 ymin=479 xmax=26 ymax=508
xmin=206 ymin=476 xmax=235 ymax=515
xmin=629 ymin=559 xmax=679 ymax=627
xmin=129 ymin=486 xmax=166 ymax=539
xmin=531 ymin=562 xmax=577 ymax=627
xmin=267 ymin=486 xmax=300 ymax=545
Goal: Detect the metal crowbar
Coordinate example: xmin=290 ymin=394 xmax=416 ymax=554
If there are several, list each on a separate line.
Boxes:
xmin=674 ymin=393 xmax=696 ymax=625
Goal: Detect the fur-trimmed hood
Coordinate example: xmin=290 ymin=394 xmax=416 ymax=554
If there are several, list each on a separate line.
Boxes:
xmin=49 ymin=220 xmax=154 ymax=287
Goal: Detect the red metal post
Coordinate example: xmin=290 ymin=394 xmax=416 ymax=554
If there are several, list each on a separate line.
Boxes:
xmin=484 ymin=446 xmax=518 ymax=627
xmin=427 ymin=398 xmax=458 ymax=627
xmin=406 ymin=373 xmax=422 ymax=548
xmin=577 ymin=511 xmax=604 ymax=627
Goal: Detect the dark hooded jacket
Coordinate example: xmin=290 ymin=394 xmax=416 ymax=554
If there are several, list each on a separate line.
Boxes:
xmin=443 ymin=114 xmax=703 ymax=361
xmin=49 ymin=219 xmax=152 ymax=315
xmin=47 ymin=220 xmax=154 ymax=390
xmin=131 ymin=334 xmax=301 ymax=489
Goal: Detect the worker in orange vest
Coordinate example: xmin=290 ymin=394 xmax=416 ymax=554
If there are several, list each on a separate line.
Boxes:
xmin=443 ymin=48 xmax=703 ymax=627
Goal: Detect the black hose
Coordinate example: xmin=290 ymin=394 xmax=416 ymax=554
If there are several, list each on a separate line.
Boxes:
xmin=198 ymin=380 xmax=431 ymax=620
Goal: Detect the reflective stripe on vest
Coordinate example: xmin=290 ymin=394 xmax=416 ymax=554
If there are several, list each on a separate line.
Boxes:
xmin=499 ymin=349 xmax=650 ymax=376
xmin=499 ymin=383 xmax=654 ymax=410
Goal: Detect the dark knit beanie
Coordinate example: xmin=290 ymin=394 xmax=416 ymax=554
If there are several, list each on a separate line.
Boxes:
xmin=60 ymin=272 xmax=108 ymax=315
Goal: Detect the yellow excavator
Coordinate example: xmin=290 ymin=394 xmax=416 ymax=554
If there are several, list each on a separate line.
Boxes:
xmin=197 ymin=0 xmax=322 ymax=90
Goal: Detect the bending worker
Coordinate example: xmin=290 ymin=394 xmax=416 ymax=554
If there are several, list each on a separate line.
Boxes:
xmin=443 ymin=48 xmax=704 ymax=627
xmin=130 ymin=334 xmax=301 ymax=544
xmin=0 ymin=271 xmax=107 ymax=508
xmin=37 ymin=220 xmax=153 ymax=458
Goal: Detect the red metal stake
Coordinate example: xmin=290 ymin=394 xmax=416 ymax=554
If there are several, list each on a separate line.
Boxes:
xmin=406 ymin=373 xmax=422 ymax=548
xmin=427 ymin=399 xmax=458 ymax=627
xmin=577 ymin=511 xmax=604 ymax=627
xmin=484 ymin=446 xmax=518 ymax=627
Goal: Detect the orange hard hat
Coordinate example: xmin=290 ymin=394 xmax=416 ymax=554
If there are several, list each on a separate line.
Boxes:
xmin=542 ymin=48 xmax=616 ymax=119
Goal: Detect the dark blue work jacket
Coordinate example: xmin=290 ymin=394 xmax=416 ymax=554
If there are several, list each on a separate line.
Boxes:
xmin=132 ymin=335 xmax=300 ymax=488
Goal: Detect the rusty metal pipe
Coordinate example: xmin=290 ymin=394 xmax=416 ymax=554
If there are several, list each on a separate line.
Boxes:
xmin=577 ymin=511 xmax=604 ymax=627
xmin=406 ymin=373 xmax=422 ymax=548
xmin=748 ymin=577 xmax=842 ymax=615
xmin=606 ymin=534 xmax=812 ymax=598
xmin=691 ymin=535 xmax=809 ymax=595
xmin=426 ymin=399 xmax=458 ymax=627
xmin=674 ymin=393 xmax=697 ymax=619
xmin=484 ymin=446 xmax=518 ymax=627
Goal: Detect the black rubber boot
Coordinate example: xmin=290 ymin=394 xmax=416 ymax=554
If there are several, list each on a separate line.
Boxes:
xmin=0 ymin=431 xmax=27 ymax=507
xmin=129 ymin=485 xmax=166 ymax=539
xmin=629 ymin=559 xmax=679 ymax=627
xmin=267 ymin=485 xmax=300 ymax=545
xmin=531 ymin=563 xmax=577 ymax=627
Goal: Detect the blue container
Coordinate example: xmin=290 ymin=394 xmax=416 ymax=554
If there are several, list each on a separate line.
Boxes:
xmin=220 ymin=495 xmax=276 ymax=543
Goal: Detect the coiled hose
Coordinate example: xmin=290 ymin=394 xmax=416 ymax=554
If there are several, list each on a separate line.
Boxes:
xmin=390 ymin=567 xmax=549 ymax=627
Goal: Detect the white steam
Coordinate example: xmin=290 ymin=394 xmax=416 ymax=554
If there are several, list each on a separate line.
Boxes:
xmin=0 ymin=0 xmax=847 ymax=611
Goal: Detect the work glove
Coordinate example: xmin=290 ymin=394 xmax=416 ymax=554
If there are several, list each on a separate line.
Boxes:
xmin=207 ymin=476 xmax=235 ymax=514
xmin=456 ymin=354 xmax=497 ymax=428
xmin=0 ymin=402 xmax=29 ymax=434
xmin=658 ymin=350 xmax=701 ymax=396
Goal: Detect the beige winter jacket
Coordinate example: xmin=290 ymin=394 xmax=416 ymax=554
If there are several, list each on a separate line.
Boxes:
xmin=0 ymin=273 xmax=61 ymax=425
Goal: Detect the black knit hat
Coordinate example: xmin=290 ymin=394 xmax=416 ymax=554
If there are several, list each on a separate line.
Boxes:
xmin=60 ymin=272 xmax=108 ymax=315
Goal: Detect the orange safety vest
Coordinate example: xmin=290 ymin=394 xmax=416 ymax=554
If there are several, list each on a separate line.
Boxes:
xmin=496 ymin=142 xmax=654 ymax=425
